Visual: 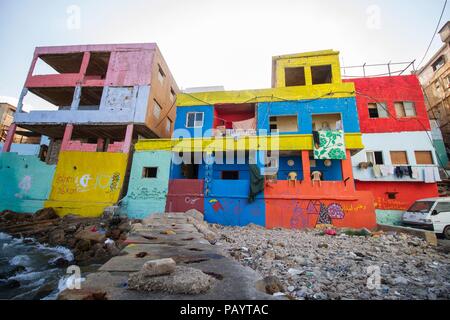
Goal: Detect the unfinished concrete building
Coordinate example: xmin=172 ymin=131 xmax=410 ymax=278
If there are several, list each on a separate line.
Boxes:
xmin=417 ymin=21 xmax=450 ymax=166
xmin=0 ymin=43 xmax=179 ymax=217
xmin=3 ymin=43 xmax=178 ymax=162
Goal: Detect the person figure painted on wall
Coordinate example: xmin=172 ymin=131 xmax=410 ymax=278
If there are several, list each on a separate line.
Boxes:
xmin=311 ymin=170 xmax=322 ymax=187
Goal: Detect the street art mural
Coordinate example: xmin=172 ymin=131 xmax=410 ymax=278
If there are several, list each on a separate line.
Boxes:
xmin=45 ymin=151 xmax=128 ymax=217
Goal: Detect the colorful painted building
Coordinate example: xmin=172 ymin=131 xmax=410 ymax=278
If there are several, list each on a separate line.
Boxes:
xmin=123 ymin=50 xmax=377 ymax=229
xmin=1 ymin=43 xmax=178 ymax=216
xmin=347 ymin=75 xmax=440 ymax=225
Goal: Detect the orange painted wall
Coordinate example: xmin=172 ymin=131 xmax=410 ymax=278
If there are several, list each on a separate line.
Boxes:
xmin=264 ymin=180 xmax=377 ymax=230
xmin=355 ymin=181 xmax=439 ymax=211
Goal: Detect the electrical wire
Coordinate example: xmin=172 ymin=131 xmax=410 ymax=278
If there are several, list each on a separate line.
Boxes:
xmin=417 ymin=0 xmax=448 ymax=69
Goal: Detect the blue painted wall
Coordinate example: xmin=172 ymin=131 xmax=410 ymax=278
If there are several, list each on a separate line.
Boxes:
xmin=205 ymin=179 xmax=265 ymax=226
xmin=0 ymin=153 xmax=55 ymax=213
xmin=276 ymin=155 xmax=303 ymax=180
xmin=311 ymin=159 xmax=342 ymax=181
xmin=257 ymin=98 xmax=361 ymax=134
xmin=173 ymin=105 xmax=214 ymax=137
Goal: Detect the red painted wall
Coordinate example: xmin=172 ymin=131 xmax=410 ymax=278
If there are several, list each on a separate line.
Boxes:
xmin=355 ymin=181 xmax=438 ymax=211
xmin=165 ymin=179 xmax=204 ymax=213
xmin=344 ymin=75 xmax=431 ymax=133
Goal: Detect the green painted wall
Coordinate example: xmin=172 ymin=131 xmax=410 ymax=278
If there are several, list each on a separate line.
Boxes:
xmin=433 ymin=139 xmax=449 ymax=168
xmin=375 ymin=209 xmax=404 ymax=226
xmin=0 ymin=153 xmax=56 ymax=213
xmin=119 ymin=150 xmax=172 ymax=219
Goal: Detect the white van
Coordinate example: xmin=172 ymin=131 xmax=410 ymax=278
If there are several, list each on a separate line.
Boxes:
xmin=402 ymin=197 xmax=450 ymax=239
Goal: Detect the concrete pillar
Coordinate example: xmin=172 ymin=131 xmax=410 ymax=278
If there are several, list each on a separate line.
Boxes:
xmin=61 ymin=124 xmax=74 ymax=151
xmin=16 ymin=88 xmax=28 ymax=113
xmin=301 ymin=150 xmax=311 ymax=182
xmin=341 ymin=149 xmax=355 ymax=190
xmin=2 ymin=123 xmax=17 ymax=153
xmin=122 ymin=124 xmax=134 ymax=153
xmin=70 ymin=86 xmax=82 ymax=111
xmin=97 ymin=138 xmax=105 ymax=152
xmin=80 ymin=52 xmax=91 ymax=76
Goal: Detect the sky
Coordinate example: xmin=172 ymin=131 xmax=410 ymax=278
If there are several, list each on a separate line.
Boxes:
xmin=0 ymin=0 xmax=449 ymax=110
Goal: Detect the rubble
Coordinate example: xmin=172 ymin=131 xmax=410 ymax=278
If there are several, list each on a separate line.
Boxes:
xmin=216 ymin=225 xmax=450 ymax=300
xmin=128 ymin=266 xmax=216 ymax=295
xmin=141 ymin=258 xmax=176 ymax=277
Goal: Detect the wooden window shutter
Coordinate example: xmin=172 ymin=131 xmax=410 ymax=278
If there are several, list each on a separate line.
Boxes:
xmin=415 ymin=151 xmax=434 ymax=165
xmin=390 ymin=151 xmax=408 ymax=165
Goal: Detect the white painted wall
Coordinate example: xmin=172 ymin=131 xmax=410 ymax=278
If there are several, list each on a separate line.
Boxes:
xmin=0 ymin=143 xmax=40 ymax=155
xmin=351 ymin=131 xmax=440 ymax=182
xmin=14 ymin=85 xmax=150 ymax=125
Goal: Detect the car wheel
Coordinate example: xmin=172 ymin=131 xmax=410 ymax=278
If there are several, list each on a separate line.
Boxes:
xmin=444 ymin=226 xmax=450 ymax=240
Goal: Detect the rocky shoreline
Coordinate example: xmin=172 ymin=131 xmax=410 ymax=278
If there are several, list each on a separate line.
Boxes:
xmin=0 ymin=208 xmax=135 ymax=299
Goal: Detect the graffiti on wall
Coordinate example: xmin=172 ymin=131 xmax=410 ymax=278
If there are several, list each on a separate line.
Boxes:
xmin=53 ymin=172 xmax=121 ymax=195
xmin=15 ymin=175 xmax=32 ymax=199
xmin=128 ymin=186 xmax=165 ymax=200
xmin=288 ymin=200 xmax=347 ymax=228
xmin=209 ymin=199 xmax=224 ymax=212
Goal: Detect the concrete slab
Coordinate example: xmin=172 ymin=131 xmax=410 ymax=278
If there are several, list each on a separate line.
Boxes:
xmin=61 ymin=213 xmax=275 ymax=300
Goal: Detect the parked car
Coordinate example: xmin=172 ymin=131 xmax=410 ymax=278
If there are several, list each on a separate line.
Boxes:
xmin=402 ymin=197 xmax=450 ymax=239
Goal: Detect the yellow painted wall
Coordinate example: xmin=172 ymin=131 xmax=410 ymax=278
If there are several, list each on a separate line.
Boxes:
xmin=45 ymin=151 xmax=128 ymax=217
xmin=273 ymin=50 xmax=342 ymax=88
xmin=135 ymin=133 xmax=364 ymax=152
xmin=177 ymin=83 xmax=355 ymax=107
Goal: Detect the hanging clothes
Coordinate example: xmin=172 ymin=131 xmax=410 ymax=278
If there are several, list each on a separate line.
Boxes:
xmin=407 ymin=166 xmax=413 ymax=178
xmin=411 ymin=167 xmax=420 ymax=179
xmin=423 ymin=167 xmax=435 ymax=183
xmin=232 ymin=118 xmax=256 ymax=130
xmin=434 ymin=166 xmax=442 ymax=182
xmin=372 ymin=165 xmax=382 ymax=178
xmin=394 ymin=166 xmax=403 ymax=178
xmin=312 ymin=131 xmax=321 ymax=148
xmin=249 ymin=164 xmax=265 ymax=203
xmin=380 ymin=165 xmax=390 ymax=177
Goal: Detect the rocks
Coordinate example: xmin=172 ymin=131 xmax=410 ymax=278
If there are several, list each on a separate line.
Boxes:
xmin=128 ymin=266 xmax=216 ymax=294
xmin=58 ymin=289 xmax=108 ymax=300
xmin=187 ymin=217 xmax=218 ymax=245
xmin=216 ymin=225 xmax=450 ymax=300
xmin=75 ymin=239 xmax=91 ymax=252
xmin=34 ymin=208 xmax=59 ymax=221
xmin=48 ymin=229 xmax=65 ymax=245
xmin=161 ymin=229 xmax=176 ymax=235
xmin=393 ymin=276 xmax=409 ymax=285
xmin=141 ymin=258 xmax=176 ymax=277
xmin=255 ymin=276 xmax=284 ymax=294
xmin=75 ymin=228 xmax=106 ymax=243
xmin=185 ymin=209 xmax=204 ymax=221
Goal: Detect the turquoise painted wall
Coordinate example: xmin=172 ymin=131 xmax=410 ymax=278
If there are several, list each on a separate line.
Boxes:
xmin=375 ymin=209 xmax=404 ymax=226
xmin=120 ymin=150 xmax=172 ymax=219
xmin=0 ymin=153 xmax=56 ymax=213
xmin=433 ymin=139 xmax=449 ymax=167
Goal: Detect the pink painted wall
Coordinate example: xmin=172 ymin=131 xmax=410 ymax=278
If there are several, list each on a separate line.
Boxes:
xmin=25 ymin=43 xmax=157 ymax=88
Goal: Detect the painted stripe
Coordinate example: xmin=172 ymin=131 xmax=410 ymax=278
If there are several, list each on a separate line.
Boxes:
xmin=135 ymin=133 xmax=364 ymax=152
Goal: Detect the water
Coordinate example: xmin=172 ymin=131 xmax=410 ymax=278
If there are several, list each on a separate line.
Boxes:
xmin=0 ymin=232 xmax=76 ymax=300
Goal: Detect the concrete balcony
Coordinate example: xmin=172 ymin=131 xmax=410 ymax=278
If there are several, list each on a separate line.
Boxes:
xmin=353 ymin=165 xmax=441 ymax=183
